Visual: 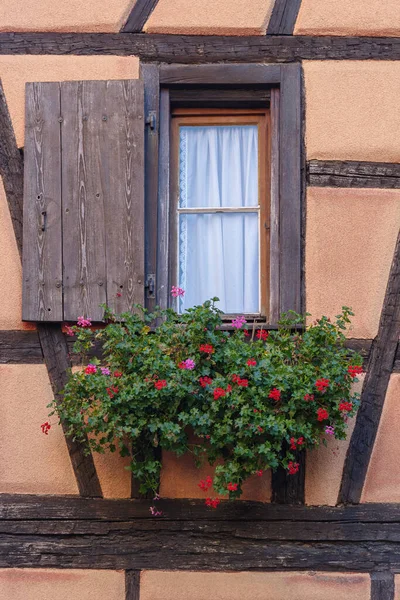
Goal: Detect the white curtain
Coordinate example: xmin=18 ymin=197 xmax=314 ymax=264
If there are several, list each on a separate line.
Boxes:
xmin=178 ymin=125 xmax=259 ymax=314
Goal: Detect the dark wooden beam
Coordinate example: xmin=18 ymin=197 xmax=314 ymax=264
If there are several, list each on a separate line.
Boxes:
xmin=37 ymin=323 xmax=103 ymax=498
xmin=3 ymin=496 xmax=400 ymax=569
xmin=159 ymin=63 xmax=281 ymax=85
xmin=4 ymin=34 xmax=400 ymax=62
xmin=122 ymin=0 xmax=159 ymax=33
xmin=371 ymin=573 xmax=395 ymax=600
xmin=339 ymin=229 xmax=400 ymax=504
xmin=308 ymin=160 xmax=400 ymax=188
xmin=267 ymin=0 xmax=302 ymax=35
xmin=271 ymin=448 xmax=305 ymax=504
xmin=0 ymin=78 xmax=102 ymax=499
xmin=125 ymin=571 xmax=141 ymax=600
xmin=0 ymin=79 xmax=24 ymax=260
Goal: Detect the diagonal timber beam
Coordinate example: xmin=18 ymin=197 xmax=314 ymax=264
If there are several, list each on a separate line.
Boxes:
xmin=121 ymin=0 xmax=159 ymax=32
xmin=267 ymin=0 xmax=302 ymax=35
xmin=0 ymin=78 xmax=102 ymax=498
xmin=339 ymin=229 xmax=400 ymax=504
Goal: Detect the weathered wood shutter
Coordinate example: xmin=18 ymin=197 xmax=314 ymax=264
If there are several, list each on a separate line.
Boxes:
xmin=22 ymin=79 xmax=145 ymax=322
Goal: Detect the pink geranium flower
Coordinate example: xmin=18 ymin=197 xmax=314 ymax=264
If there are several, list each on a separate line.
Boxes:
xmin=77 ymin=316 xmax=92 ymax=327
xmin=171 ymin=286 xmax=185 ymax=298
xmin=232 ymin=316 xmax=247 ymax=329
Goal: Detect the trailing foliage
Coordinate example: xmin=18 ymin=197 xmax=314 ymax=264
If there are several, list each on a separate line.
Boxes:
xmin=51 ymin=300 xmax=363 ymax=500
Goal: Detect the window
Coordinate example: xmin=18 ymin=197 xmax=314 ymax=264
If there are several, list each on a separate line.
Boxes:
xmin=21 ymin=64 xmax=302 ymax=325
xmin=170 ymin=108 xmax=270 ymax=316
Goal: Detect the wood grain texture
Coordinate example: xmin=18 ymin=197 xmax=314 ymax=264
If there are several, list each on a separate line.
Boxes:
xmin=37 ymin=323 xmax=103 ymax=498
xmin=61 ymin=80 xmax=144 ymax=321
xmin=61 ymin=81 xmax=107 ymax=322
xmin=267 ymin=0 xmax=302 ymax=35
xmin=156 ymin=88 xmax=170 ymax=310
xmin=141 ymin=64 xmax=159 ymax=313
xmin=339 ymin=229 xmax=400 ymax=504
xmin=170 ymin=88 xmax=271 ymax=109
xmin=279 ymin=63 xmax=302 ymax=314
xmin=159 ymin=64 xmax=281 ymax=85
xmin=269 ymin=88 xmax=280 ymax=323
xmin=371 ymin=573 xmax=395 ymax=600
xmin=5 ymin=34 xmax=400 ymax=62
xmin=308 ymin=160 xmax=400 ymax=189
xmin=0 ymin=79 xmax=24 ymax=259
xmin=122 ymin=0 xmax=159 ymax=33
xmin=23 ymin=82 xmax=63 ymax=321
xmin=3 ymin=496 xmax=400 ymax=569
xmin=0 ymin=330 xmax=43 ymax=363
xmin=125 ymin=571 xmax=141 ymax=600
xmin=271 ymin=447 xmax=305 ymax=504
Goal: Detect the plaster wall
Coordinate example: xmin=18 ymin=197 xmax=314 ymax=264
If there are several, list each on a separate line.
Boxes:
xmin=305 ymin=376 xmax=364 ymax=506
xmin=306 ymin=187 xmax=400 ymax=339
xmin=295 ymin=0 xmax=400 ymax=37
xmin=0 ymin=364 xmax=78 ymax=495
xmin=0 ymin=0 xmax=134 ymax=32
xmin=144 ymin=0 xmax=274 ymax=35
xmin=0 ymin=569 xmax=125 ymax=600
xmin=362 ymin=374 xmax=400 ymax=502
xmin=140 ymin=571 xmax=370 ymax=600
xmin=304 ymin=61 xmax=400 ymax=162
xmin=0 ymin=55 xmax=139 ymax=149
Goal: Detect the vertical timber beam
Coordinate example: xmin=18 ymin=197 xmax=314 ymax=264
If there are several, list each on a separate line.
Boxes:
xmin=371 ymin=573 xmax=395 ymax=600
xmin=125 ymin=570 xmax=141 ymax=600
xmin=0 ymin=77 xmax=102 ymax=498
xmin=339 ymin=229 xmax=400 ymax=504
xmin=267 ymin=0 xmax=302 ymax=35
xmin=122 ymin=0 xmax=159 ymax=32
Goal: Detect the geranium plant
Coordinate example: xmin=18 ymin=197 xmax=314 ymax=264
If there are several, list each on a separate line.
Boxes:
xmin=49 ymin=293 xmax=363 ymax=503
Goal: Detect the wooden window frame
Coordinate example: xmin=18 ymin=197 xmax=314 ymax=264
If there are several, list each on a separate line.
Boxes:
xmin=169 ymin=108 xmax=270 ymax=318
xmin=141 ymin=63 xmax=303 ymax=325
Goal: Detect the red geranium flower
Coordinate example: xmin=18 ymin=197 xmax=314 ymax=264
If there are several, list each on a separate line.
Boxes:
xmin=247 ymin=359 xmax=257 ymax=366
xmin=256 ymin=330 xmax=269 ymax=341
xmin=268 ymin=388 xmax=281 ymax=401
xmin=114 ymin=371 xmax=123 ymax=378
xmin=106 ymin=385 xmax=119 ymax=399
xmin=41 ymin=421 xmax=51 ymax=435
xmin=85 ymin=364 xmax=97 ymax=375
xmin=288 ymin=461 xmax=299 ymax=475
xmin=348 ymin=365 xmax=363 ymax=378
xmin=304 ymin=393 xmax=315 ymax=402
xmin=214 ymin=387 xmax=226 ymax=400
xmin=256 ymin=470 xmax=263 ymax=477
xmin=257 ymin=426 xmax=264 ymax=433
xmin=198 ymin=476 xmax=213 ymax=492
xmin=199 ymin=376 xmax=213 ymax=388
xmin=339 ymin=401 xmax=353 ymax=412
xmin=317 ymin=407 xmax=329 ymax=421
xmin=290 ymin=436 xmax=304 ymax=450
xmin=237 ymin=378 xmax=248 ymax=387
xmin=199 ymin=344 xmax=214 ymax=354
xmin=227 ymin=482 xmax=238 ymax=492
xmin=315 ymin=378 xmax=330 ymax=392
xmin=154 ymin=380 xmax=167 ymax=390
xmin=205 ymin=497 xmax=220 ymax=509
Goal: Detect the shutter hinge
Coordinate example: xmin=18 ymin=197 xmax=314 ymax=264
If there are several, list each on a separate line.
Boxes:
xmin=145 ymin=111 xmax=157 ymax=132
xmin=145 ymin=273 xmax=156 ymax=298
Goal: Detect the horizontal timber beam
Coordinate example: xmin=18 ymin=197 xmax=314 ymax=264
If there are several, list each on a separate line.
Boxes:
xmin=1 ymin=332 xmax=391 ymax=369
xmin=308 ymin=160 xmax=400 ymax=188
xmin=2 ymin=496 xmax=400 ymax=570
xmin=3 ymin=34 xmax=400 ymax=62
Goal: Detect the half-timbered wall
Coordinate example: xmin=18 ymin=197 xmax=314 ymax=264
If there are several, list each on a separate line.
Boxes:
xmin=0 ymin=0 xmax=400 ymax=598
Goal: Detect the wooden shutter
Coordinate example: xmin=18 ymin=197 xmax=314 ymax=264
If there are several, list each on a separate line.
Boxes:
xmin=22 ymin=79 xmax=145 ymax=322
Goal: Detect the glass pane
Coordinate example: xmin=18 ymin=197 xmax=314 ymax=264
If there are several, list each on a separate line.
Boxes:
xmin=178 ymin=213 xmax=259 ymax=314
xmin=179 ymin=125 xmax=258 ymax=209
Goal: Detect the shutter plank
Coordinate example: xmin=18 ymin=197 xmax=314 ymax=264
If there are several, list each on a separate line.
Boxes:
xmin=23 ymin=82 xmax=63 ymax=321
xmin=103 ymin=80 xmax=145 ymax=315
xmin=61 ymin=81 xmax=107 ymax=322
xmin=279 ymin=64 xmax=302 ymax=314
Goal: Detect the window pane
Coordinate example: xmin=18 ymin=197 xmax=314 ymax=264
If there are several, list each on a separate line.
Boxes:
xmin=178 ymin=213 xmax=259 ymax=314
xmin=179 ymin=125 xmax=258 ymax=209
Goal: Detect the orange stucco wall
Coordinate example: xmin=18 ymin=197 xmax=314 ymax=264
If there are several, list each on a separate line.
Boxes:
xmin=295 ymin=0 xmax=400 ymax=37
xmin=0 ymin=569 xmax=125 ymax=600
xmin=0 ymin=0 xmax=134 ymax=32
xmin=306 ymin=187 xmax=400 ymax=339
xmin=304 ymin=61 xmax=400 ymax=162
xmin=144 ymin=0 xmax=274 ymax=35
xmin=141 ymin=571 xmax=370 ymax=600
xmin=362 ymin=375 xmax=400 ymax=502
xmin=0 ymin=364 xmax=78 ymax=495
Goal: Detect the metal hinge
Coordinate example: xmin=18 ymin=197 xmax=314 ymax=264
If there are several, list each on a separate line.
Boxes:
xmin=145 ymin=273 xmax=156 ymax=298
xmin=145 ymin=111 xmax=157 ymax=132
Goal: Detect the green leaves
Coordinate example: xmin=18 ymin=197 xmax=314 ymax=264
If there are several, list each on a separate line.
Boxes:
xmin=54 ymin=303 xmax=362 ymax=498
